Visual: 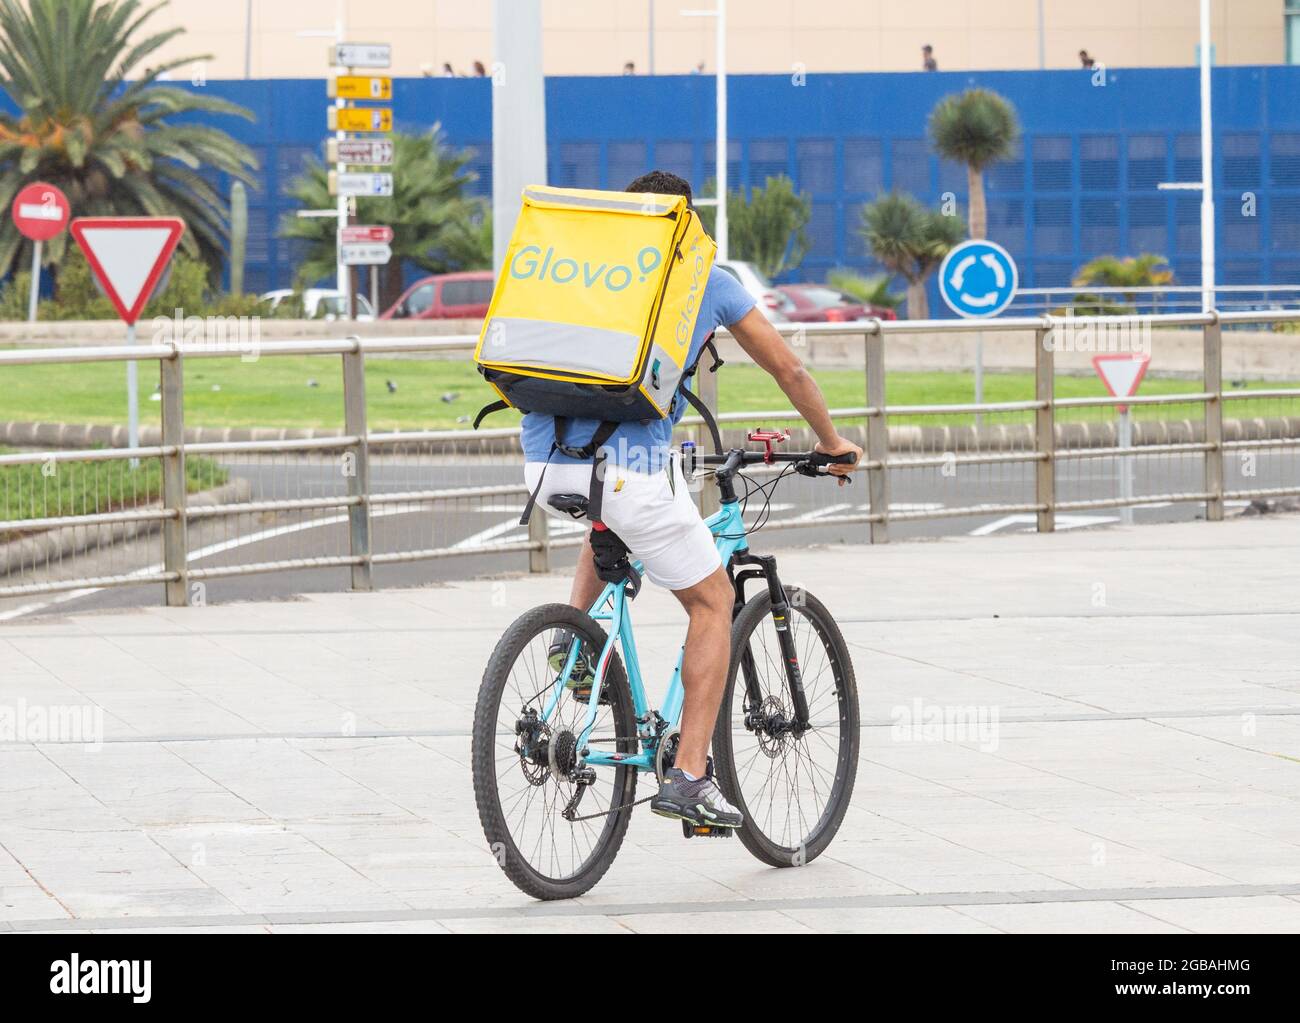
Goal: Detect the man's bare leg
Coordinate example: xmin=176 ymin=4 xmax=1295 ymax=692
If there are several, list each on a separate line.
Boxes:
xmin=670 ymin=566 xmax=734 ymax=779
xmin=568 ymin=540 xmax=732 ymax=778
xmin=568 ymin=535 xmax=603 ymax=612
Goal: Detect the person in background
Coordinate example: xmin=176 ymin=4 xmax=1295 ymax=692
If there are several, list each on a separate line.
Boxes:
xmin=473 ymin=60 xmax=487 ymax=77
xmin=1079 ymin=50 xmax=1096 ymax=69
xmin=623 ymin=61 xmax=636 ymax=75
xmin=441 ymin=62 xmax=456 ymax=77
xmin=922 ymin=44 xmax=938 ymax=71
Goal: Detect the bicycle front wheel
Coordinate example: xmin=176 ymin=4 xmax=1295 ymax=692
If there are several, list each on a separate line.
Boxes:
xmin=713 ymin=586 xmax=859 ymax=867
xmin=472 ymin=604 xmax=638 ymax=901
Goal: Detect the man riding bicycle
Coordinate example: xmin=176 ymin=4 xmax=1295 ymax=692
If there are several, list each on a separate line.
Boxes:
xmin=523 ymin=170 xmax=861 ymax=830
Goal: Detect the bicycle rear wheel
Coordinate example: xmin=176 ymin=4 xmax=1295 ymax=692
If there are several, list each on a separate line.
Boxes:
xmin=472 ymin=604 xmax=637 ymax=900
xmin=713 ymin=586 xmax=859 ymax=867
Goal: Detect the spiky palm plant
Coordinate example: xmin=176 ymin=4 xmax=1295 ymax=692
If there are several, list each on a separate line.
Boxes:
xmin=281 ymin=128 xmax=491 ymax=313
xmin=1070 ymin=253 xmax=1173 ymax=314
xmin=928 ymin=88 xmax=1020 ymax=240
xmin=860 ymin=192 xmax=965 ymax=319
xmin=0 ymin=0 xmax=256 ymax=281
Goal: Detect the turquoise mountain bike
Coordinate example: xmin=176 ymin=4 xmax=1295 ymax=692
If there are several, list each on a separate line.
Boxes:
xmin=472 ymin=434 xmax=861 ymax=901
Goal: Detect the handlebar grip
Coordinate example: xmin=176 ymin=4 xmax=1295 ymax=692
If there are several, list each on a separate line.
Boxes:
xmin=807 ymin=451 xmax=858 ymax=466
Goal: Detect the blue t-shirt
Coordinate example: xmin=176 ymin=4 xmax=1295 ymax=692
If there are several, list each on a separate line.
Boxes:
xmin=521 ymin=266 xmax=755 ymax=472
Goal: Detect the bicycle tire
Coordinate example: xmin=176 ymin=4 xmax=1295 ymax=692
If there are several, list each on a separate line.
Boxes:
xmin=713 ymin=586 xmax=860 ymax=867
xmin=472 ymin=603 xmax=637 ymax=900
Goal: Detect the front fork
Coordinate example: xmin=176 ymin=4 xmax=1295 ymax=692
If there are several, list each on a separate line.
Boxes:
xmin=729 ymin=550 xmax=811 ymax=730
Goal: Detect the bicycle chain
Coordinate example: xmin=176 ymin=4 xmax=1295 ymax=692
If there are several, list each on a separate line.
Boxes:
xmin=565 ymin=793 xmax=655 ymax=822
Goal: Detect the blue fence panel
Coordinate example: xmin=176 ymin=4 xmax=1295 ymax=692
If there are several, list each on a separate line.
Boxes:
xmin=5 ymin=66 xmax=1300 ymax=308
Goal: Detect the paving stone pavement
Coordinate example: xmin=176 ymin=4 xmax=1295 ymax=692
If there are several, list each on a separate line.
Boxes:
xmin=2 ymin=516 xmax=1299 ymax=934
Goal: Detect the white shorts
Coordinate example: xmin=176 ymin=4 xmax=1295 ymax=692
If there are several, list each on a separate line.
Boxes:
xmin=524 ymin=453 xmax=722 ymax=592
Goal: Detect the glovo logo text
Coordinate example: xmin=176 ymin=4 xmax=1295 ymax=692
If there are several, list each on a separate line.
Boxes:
xmin=510 ymin=245 xmax=661 ymax=293
xmin=675 ymin=240 xmax=707 ymax=349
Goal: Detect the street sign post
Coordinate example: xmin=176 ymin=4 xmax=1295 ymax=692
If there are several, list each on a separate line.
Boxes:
xmin=1092 ymin=353 xmax=1152 ymax=525
xmin=70 ymin=217 xmax=186 ymax=462
xmin=328 ymin=139 xmax=394 ymax=165
xmin=341 ymin=225 xmax=394 ymax=244
xmin=329 ymin=107 xmax=392 ymax=133
xmin=939 ymin=240 xmax=1020 ymax=318
xmin=340 ymin=243 xmax=392 ymax=266
xmin=328 ymin=75 xmax=392 ymax=100
xmin=329 ymin=172 xmax=394 ymax=197
xmin=11 ymin=182 xmax=70 ymax=322
xmin=330 ymin=42 xmax=392 ymax=68
xmin=938 ymin=239 xmax=1020 ymax=417
xmin=329 ymin=40 xmax=394 ymax=320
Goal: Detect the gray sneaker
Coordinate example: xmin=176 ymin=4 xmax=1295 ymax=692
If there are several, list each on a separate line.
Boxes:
xmin=651 ymin=767 xmax=744 ymax=828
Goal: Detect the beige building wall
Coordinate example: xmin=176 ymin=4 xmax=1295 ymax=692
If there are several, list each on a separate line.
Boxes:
xmin=154 ymin=0 xmax=1286 ymax=80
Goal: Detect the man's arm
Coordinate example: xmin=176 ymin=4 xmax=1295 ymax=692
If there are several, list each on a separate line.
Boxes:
xmin=726 ymin=306 xmax=863 ymax=479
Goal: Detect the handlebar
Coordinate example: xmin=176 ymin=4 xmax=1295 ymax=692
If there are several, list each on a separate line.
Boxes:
xmin=689 ymin=447 xmax=857 ymax=481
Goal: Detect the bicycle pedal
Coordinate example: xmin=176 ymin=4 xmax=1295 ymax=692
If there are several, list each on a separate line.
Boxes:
xmin=682 ymin=821 xmax=734 ymax=839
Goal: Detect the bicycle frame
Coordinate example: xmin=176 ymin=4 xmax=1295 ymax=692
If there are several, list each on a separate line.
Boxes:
xmin=539 ymin=498 xmax=750 ymax=773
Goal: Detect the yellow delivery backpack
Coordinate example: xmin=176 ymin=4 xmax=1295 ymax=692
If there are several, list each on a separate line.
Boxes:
xmin=473 ymin=184 xmax=722 ymax=523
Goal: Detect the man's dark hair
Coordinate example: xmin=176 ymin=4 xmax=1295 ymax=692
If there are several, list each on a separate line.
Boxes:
xmin=626 ymin=170 xmax=693 ymax=207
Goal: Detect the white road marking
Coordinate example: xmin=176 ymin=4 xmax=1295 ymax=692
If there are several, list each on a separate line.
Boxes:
xmin=0 ymin=505 xmax=411 ymax=622
xmin=969 ymin=513 xmax=1118 ymax=537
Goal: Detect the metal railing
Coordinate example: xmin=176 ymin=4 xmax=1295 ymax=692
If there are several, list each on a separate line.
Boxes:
xmin=1 ymin=308 xmax=1298 ymax=605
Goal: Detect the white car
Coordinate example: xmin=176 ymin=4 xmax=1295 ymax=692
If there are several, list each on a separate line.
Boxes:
xmin=715 ymin=260 xmax=788 ymax=321
xmin=259 ymin=289 xmax=375 ymax=321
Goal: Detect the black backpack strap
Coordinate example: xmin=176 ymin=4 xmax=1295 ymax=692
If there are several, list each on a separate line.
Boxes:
xmin=473 ymin=399 xmax=509 ymax=430
xmin=583 ymin=420 xmax=620 ymax=523
xmin=677 ymin=384 xmax=723 ymax=454
xmin=674 ymin=333 xmax=725 ymax=453
xmin=518 ymin=418 xmax=619 ymax=526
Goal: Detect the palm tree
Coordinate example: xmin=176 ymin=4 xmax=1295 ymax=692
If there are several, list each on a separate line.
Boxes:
xmin=281 ymin=128 xmax=491 ymax=313
xmin=1071 ymin=254 xmax=1173 ymax=314
xmin=0 ymin=0 xmax=257 ymax=281
xmin=859 ymin=192 xmax=966 ymax=319
xmin=928 ymin=88 xmax=1020 ymax=240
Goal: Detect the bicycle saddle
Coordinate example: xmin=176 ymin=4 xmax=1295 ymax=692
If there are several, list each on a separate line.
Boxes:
xmin=546 ymin=493 xmax=589 ymax=519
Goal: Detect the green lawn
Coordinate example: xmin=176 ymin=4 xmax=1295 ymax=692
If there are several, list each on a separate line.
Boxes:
xmin=1 ymin=447 xmax=228 ymax=527
xmin=1 ymin=356 xmax=1296 ymax=432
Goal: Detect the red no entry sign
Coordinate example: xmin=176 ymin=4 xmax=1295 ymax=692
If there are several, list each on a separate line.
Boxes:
xmin=12 ymin=182 xmax=70 ymax=242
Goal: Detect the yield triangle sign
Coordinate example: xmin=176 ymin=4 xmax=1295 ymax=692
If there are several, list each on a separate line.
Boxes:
xmin=70 ymin=217 xmax=186 ymax=325
xmin=1092 ymin=353 xmax=1151 ymax=414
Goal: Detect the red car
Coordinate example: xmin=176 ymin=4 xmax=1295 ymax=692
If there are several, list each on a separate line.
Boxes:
xmin=774 ymin=284 xmax=898 ymax=323
xmin=381 ymin=271 xmax=495 ymax=320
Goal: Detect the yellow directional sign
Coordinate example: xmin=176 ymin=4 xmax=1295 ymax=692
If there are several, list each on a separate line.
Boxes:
xmin=328 ymin=107 xmax=392 ymax=133
xmin=328 ymin=75 xmax=393 ymax=101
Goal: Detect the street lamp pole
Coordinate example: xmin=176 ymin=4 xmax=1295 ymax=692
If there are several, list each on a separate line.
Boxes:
xmin=1199 ymin=0 xmax=1216 ymax=313
xmin=682 ymin=2 xmax=728 ymax=260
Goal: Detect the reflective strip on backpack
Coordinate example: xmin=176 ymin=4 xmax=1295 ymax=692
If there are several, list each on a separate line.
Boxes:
xmin=478 ymin=316 xmax=644 ymax=383
xmin=522 ymin=187 xmax=678 ymax=216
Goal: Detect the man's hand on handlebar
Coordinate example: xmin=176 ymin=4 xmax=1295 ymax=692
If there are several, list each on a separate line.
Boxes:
xmin=814 ymin=436 xmax=863 ymax=486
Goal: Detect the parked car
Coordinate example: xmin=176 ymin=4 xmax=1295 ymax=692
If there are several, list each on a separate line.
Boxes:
xmin=380 ymin=271 xmax=495 ymax=320
xmin=774 ymin=284 xmax=898 ymax=323
xmin=715 ymin=259 xmax=788 ymax=321
xmin=258 ymin=289 xmax=375 ymax=321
